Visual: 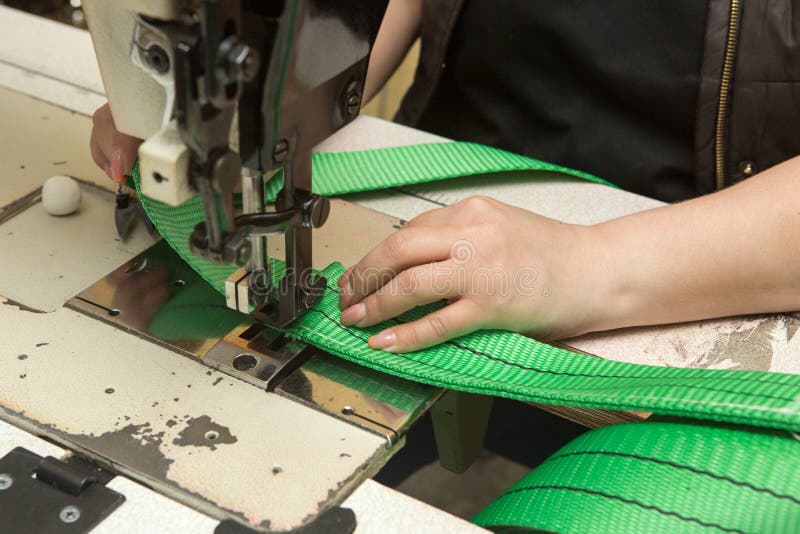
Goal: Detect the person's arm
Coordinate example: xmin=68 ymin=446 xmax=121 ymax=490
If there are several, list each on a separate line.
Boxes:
xmin=338 ymin=157 xmax=800 ymax=353
xmin=594 ymin=155 xmax=800 ymax=330
xmin=364 ymin=0 xmax=423 ymax=102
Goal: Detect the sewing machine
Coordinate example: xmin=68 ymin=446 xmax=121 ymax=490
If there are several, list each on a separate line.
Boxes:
xmin=85 ymin=0 xmax=387 ymax=324
xmin=2 ymin=3 xmax=800 ymax=533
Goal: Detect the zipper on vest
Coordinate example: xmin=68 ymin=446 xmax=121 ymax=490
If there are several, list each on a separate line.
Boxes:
xmin=714 ymin=0 xmax=742 ymax=190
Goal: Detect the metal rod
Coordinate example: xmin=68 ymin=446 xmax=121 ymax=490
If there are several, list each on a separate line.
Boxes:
xmin=242 ymin=167 xmax=267 ymax=273
xmin=242 ymin=167 xmax=269 ymax=302
xmin=196 ymin=178 xmax=223 ymax=250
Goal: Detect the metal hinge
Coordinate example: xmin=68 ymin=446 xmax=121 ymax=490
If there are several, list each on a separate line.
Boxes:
xmin=0 ymin=447 xmax=125 ymax=533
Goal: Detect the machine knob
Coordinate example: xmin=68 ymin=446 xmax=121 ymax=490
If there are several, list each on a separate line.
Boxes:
xmin=304 ymin=196 xmax=330 ymax=229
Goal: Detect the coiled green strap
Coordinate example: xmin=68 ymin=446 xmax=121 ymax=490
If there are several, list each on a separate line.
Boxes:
xmin=472 ymin=419 xmax=800 ymax=533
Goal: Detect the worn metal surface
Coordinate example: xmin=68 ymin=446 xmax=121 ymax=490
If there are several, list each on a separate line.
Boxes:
xmin=68 ymin=239 xmax=247 ymax=359
xmin=0 ymin=299 xmax=395 ymax=531
xmin=0 ymin=418 xmax=486 ymax=533
xmin=0 ymin=182 xmax=155 ymax=313
xmin=204 ymin=325 xmax=311 ymax=389
xmin=69 ymin=237 xmax=440 ymax=444
xmin=277 ymin=354 xmax=441 ymax=444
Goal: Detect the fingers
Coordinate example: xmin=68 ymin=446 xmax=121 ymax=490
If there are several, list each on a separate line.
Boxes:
xmin=340 ymin=261 xmax=460 ymax=327
xmin=90 ymin=103 xmax=142 ymax=183
xmin=111 ymin=133 xmax=143 ymax=183
xmin=339 ymin=225 xmax=461 ymax=309
xmin=367 ymin=299 xmax=483 ymax=353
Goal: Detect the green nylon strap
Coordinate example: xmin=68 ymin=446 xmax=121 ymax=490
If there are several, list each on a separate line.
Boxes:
xmin=472 ymin=419 xmax=800 ymax=533
xmin=133 ymin=141 xmax=800 ymax=532
xmin=262 ymin=141 xmax=615 ymax=202
xmin=133 ymin=142 xmax=800 ymax=432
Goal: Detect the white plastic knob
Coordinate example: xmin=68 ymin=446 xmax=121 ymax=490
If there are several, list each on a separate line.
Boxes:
xmin=42 ymin=175 xmax=81 ymax=216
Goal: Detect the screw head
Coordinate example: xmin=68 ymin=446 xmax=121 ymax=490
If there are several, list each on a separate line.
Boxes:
xmin=59 ymin=505 xmax=81 ymax=523
xmin=0 ymin=473 xmax=12 ymax=490
xmin=233 ymin=353 xmax=258 ymax=371
xmin=305 ymin=196 xmax=330 ymax=229
xmin=219 ymin=36 xmax=260 ymax=84
xmin=228 ymin=43 xmax=260 ymax=82
xmin=341 ymin=80 xmax=364 ymax=120
xmin=145 ymin=45 xmax=170 ymax=74
xmin=344 ymin=91 xmax=361 ymax=118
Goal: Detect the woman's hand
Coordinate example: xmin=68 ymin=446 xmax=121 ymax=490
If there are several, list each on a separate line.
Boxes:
xmin=90 ymin=103 xmax=142 ymax=183
xmin=339 ymin=155 xmax=800 ymax=354
xmin=337 ymin=196 xmax=616 ymax=352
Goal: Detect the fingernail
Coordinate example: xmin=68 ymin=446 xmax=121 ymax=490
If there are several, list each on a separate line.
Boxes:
xmin=104 ymin=164 xmax=112 ymax=179
xmin=340 ymin=303 xmax=365 ymax=326
xmin=111 ymin=149 xmax=124 ymax=183
xmin=368 ymin=330 xmax=396 ymax=350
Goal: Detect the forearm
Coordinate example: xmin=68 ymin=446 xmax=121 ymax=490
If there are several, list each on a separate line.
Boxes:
xmin=591 ymin=156 xmax=800 ymax=331
xmin=364 ymin=0 xmax=422 ymax=102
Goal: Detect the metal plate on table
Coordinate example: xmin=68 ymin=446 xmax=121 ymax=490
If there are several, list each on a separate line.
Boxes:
xmin=67 ymin=238 xmax=442 ymax=446
xmin=67 ymin=239 xmax=248 ymax=358
xmin=277 ymin=354 xmax=442 ymax=445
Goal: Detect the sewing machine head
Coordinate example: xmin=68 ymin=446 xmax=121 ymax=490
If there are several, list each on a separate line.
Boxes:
xmin=83 ymin=0 xmax=387 ymax=327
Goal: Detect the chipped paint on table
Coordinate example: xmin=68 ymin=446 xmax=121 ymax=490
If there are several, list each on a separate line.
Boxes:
xmin=567 ymin=314 xmax=800 ymax=374
xmin=0 ymin=300 xmax=392 ymax=531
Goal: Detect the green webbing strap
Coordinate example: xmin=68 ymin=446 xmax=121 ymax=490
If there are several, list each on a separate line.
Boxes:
xmin=472 ymin=419 xmax=800 ymax=533
xmin=135 ymin=141 xmax=800 ymax=532
xmin=133 ymin=142 xmax=800 ymax=433
xmin=262 ymin=141 xmax=615 ymax=202
xmin=286 ymin=262 xmax=800 ymax=431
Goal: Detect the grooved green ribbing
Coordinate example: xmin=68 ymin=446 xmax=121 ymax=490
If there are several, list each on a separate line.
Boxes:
xmin=263 ymin=141 xmax=615 ymax=202
xmin=287 ymin=262 xmax=800 ymax=431
xmin=133 ymin=142 xmax=800 ymax=432
xmin=472 ymin=419 xmax=800 ymax=533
